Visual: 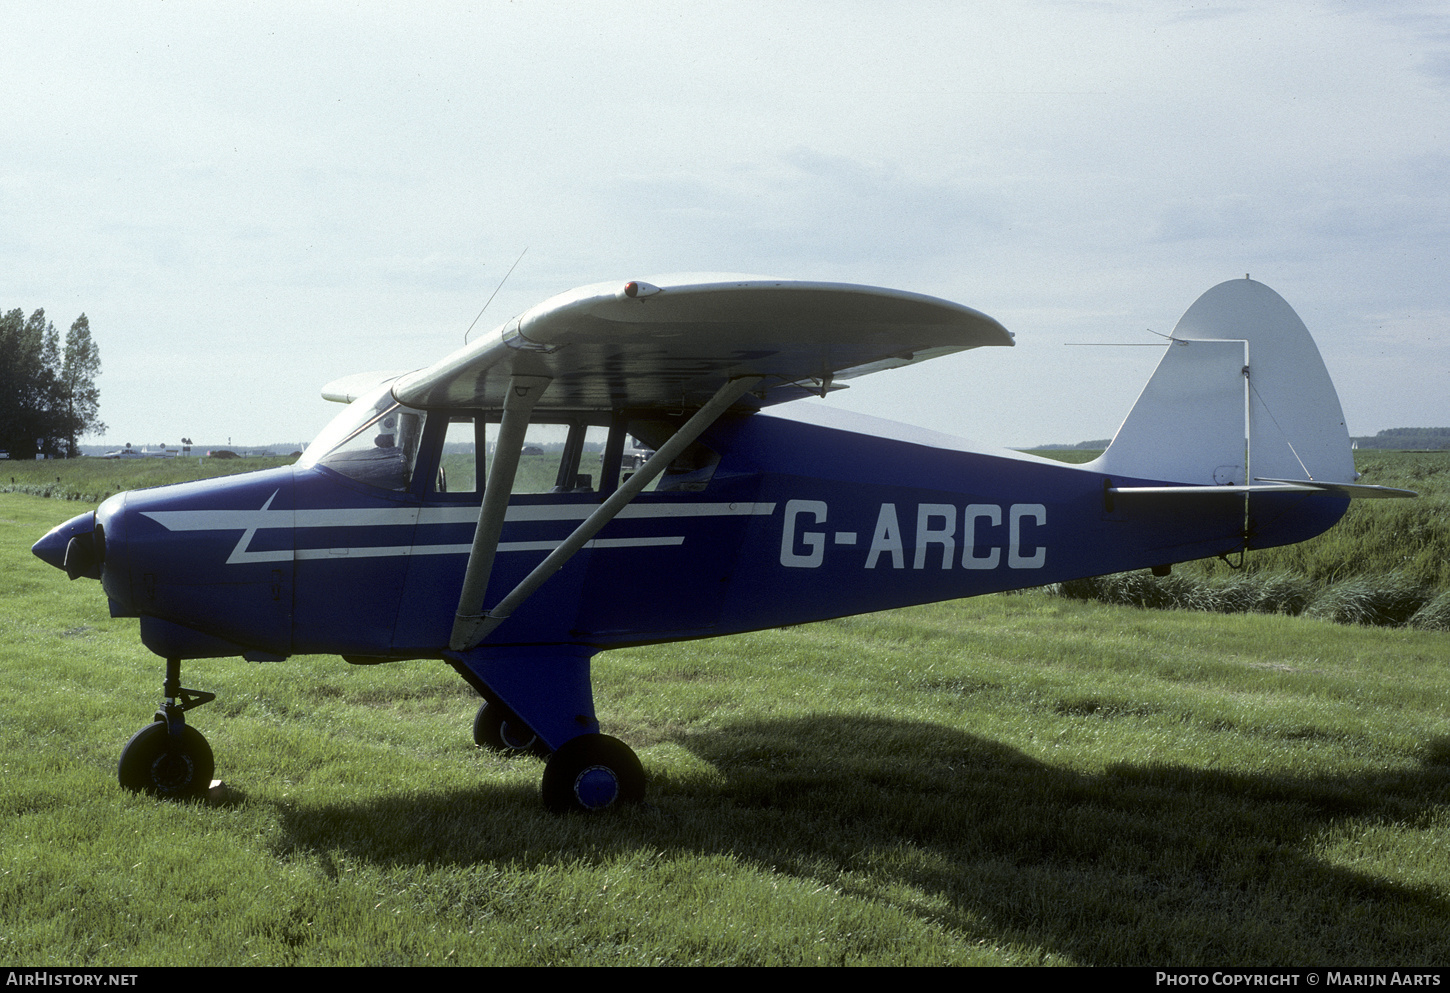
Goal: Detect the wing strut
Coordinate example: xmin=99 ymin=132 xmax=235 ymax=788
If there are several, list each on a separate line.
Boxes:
xmin=449 ymin=375 xmax=763 ymax=651
xmin=449 ymin=375 xmax=552 ymax=650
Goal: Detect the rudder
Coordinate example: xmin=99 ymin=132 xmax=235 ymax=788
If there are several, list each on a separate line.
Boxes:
xmin=1088 ymin=278 xmax=1354 ymax=486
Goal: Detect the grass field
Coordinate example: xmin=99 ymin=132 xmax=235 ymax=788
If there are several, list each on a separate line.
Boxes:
xmin=2 ymin=455 xmax=298 ymax=503
xmin=2 ymin=458 xmax=1449 ymax=965
xmin=1027 ymin=449 xmax=1450 ymax=627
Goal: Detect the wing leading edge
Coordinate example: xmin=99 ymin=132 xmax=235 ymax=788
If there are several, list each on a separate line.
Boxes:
xmin=388 ymin=277 xmax=1013 ymax=412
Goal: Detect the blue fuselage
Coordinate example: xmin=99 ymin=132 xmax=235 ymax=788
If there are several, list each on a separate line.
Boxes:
xmin=33 ymin=406 xmax=1348 ymax=665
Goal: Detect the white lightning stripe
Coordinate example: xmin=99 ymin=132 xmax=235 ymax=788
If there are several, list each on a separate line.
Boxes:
xmin=223 ymin=491 xmax=280 ymax=564
xmin=140 ymin=490 xmax=749 ymax=564
xmin=143 ymin=500 xmax=775 ymax=532
xmin=145 ymin=505 xmax=418 ymax=531
xmin=291 ymin=535 xmax=685 ymax=561
xmin=500 ymin=502 xmax=777 ymax=522
xmin=228 ymin=547 xmax=294 ymax=565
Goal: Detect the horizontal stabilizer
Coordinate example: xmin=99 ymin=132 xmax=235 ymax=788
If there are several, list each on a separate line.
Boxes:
xmin=1110 ymin=480 xmax=1417 ymax=500
xmin=1253 ymin=477 xmax=1418 ymax=499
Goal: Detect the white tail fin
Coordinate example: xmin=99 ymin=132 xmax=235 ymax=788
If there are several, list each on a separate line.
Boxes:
xmin=1088 ymin=278 xmax=1355 ymax=486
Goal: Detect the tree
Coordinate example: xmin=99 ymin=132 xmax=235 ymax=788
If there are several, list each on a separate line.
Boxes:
xmin=58 ymin=314 xmax=105 ymax=457
xmin=0 ymin=306 xmax=103 ymax=458
xmin=0 ymin=308 xmax=28 ymax=454
xmin=0 ymin=308 xmax=57 ymax=457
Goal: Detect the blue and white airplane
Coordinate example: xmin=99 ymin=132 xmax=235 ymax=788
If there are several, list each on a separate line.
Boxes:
xmin=32 ymin=275 xmax=1413 ymax=812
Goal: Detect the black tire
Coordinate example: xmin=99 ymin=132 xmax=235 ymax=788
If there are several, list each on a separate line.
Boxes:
xmin=540 ymin=733 xmax=644 ymax=814
xmin=472 ymin=700 xmax=545 ymax=755
xmin=118 ymin=722 xmax=214 ymax=800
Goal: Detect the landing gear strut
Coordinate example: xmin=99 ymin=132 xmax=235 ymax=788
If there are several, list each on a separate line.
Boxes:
xmin=450 ymin=652 xmax=646 ymax=813
xmin=118 ymin=657 xmax=215 ymax=800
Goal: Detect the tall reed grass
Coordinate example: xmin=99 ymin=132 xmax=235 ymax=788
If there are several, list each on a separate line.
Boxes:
xmin=1043 ymin=450 xmax=1450 ymax=629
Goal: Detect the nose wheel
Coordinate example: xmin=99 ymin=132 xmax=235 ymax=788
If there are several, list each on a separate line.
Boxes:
xmin=118 ymin=656 xmax=216 ymax=800
xmin=118 ymin=721 xmax=214 ymax=799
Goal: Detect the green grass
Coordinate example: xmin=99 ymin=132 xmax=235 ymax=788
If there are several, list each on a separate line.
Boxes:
xmin=2 ymin=455 xmax=298 ymax=504
xmin=3 ymin=490 xmax=1449 ymax=965
xmin=3 ymin=451 xmax=622 ymax=505
xmin=1031 ymin=449 xmax=1450 ymax=624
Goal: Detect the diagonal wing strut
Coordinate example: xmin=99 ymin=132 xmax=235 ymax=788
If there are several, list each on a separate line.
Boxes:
xmin=449 ymin=374 xmax=763 ymax=651
xmin=448 ymin=374 xmax=551 ymax=651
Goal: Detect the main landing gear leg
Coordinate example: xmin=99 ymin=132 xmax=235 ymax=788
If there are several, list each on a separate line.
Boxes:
xmin=451 ymin=647 xmax=646 ymax=814
xmin=118 ymin=657 xmax=216 ymax=800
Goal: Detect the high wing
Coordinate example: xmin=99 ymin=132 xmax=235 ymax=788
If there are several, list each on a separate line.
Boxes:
xmin=387 ymin=276 xmax=1013 ymax=412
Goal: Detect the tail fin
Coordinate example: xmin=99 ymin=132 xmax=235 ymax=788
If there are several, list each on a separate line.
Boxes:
xmin=1088 ymin=278 xmax=1355 ymax=486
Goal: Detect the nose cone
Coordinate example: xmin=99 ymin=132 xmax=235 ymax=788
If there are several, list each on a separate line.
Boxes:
xmin=32 ymin=511 xmax=102 ymax=579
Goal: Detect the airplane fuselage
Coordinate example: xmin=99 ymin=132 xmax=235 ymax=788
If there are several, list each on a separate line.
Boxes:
xmin=59 ymin=403 xmax=1347 ymax=666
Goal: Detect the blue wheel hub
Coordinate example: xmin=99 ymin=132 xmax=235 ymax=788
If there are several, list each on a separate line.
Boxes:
xmin=573 ymin=765 xmax=620 ymax=809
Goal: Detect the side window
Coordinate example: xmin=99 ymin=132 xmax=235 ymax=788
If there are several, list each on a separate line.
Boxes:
xmin=429 ymin=416 xmax=574 ymax=498
xmin=488 ymin=422 xmax=570 ymax=494
xmin=436 ymin=416 xmax=480 ymax=495
xmin=559 ymin=424 xmax=610 ymax=493
xmin=421 ymin=414 xmax=717 ymax=499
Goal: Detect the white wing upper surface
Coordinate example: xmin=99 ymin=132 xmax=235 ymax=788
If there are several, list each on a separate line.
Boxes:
xmin=386 ymin=277 xmax=1012 ymax=412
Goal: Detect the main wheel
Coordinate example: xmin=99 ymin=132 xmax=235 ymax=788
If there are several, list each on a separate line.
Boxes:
xmin=540 ymin=733 xmax=644 ymax=814
xmin=118 ymin=722 xmax=214 ymax=800
xmin=472 ymin=700 xmax=545 ymax=755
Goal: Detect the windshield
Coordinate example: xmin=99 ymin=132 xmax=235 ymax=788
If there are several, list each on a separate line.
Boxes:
xmin=299 ymin=383 xmax=426 ymax=491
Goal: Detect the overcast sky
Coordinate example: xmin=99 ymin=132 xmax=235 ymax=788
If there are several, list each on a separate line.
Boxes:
xmin=4 ymin=1 xmax=1447 ymax=450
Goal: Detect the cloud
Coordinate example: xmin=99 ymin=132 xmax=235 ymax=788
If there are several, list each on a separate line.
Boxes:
xmin=3 ymin=2 xmax=1447 ymax=445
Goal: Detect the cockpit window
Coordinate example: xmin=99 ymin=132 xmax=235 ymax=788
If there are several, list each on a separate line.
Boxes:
xmin=299 ymin=383 xmax=426 ymax=492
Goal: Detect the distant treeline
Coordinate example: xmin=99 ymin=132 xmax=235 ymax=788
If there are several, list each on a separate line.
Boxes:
xmin=1350 ymin=428 xmax=1450 ymax=450
xmin=76 ymin=443 xmax=304 ymax=457
xmin=1032 ymin=439 xmax=1113 ymax=451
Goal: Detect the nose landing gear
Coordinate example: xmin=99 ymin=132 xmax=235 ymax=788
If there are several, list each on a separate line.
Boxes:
xmin=118 ymin=657 xmax=215 ymax=800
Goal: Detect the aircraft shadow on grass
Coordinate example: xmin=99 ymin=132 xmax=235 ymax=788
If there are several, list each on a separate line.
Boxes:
xmin=273 ymin=715 xmax=1450 ymax=965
